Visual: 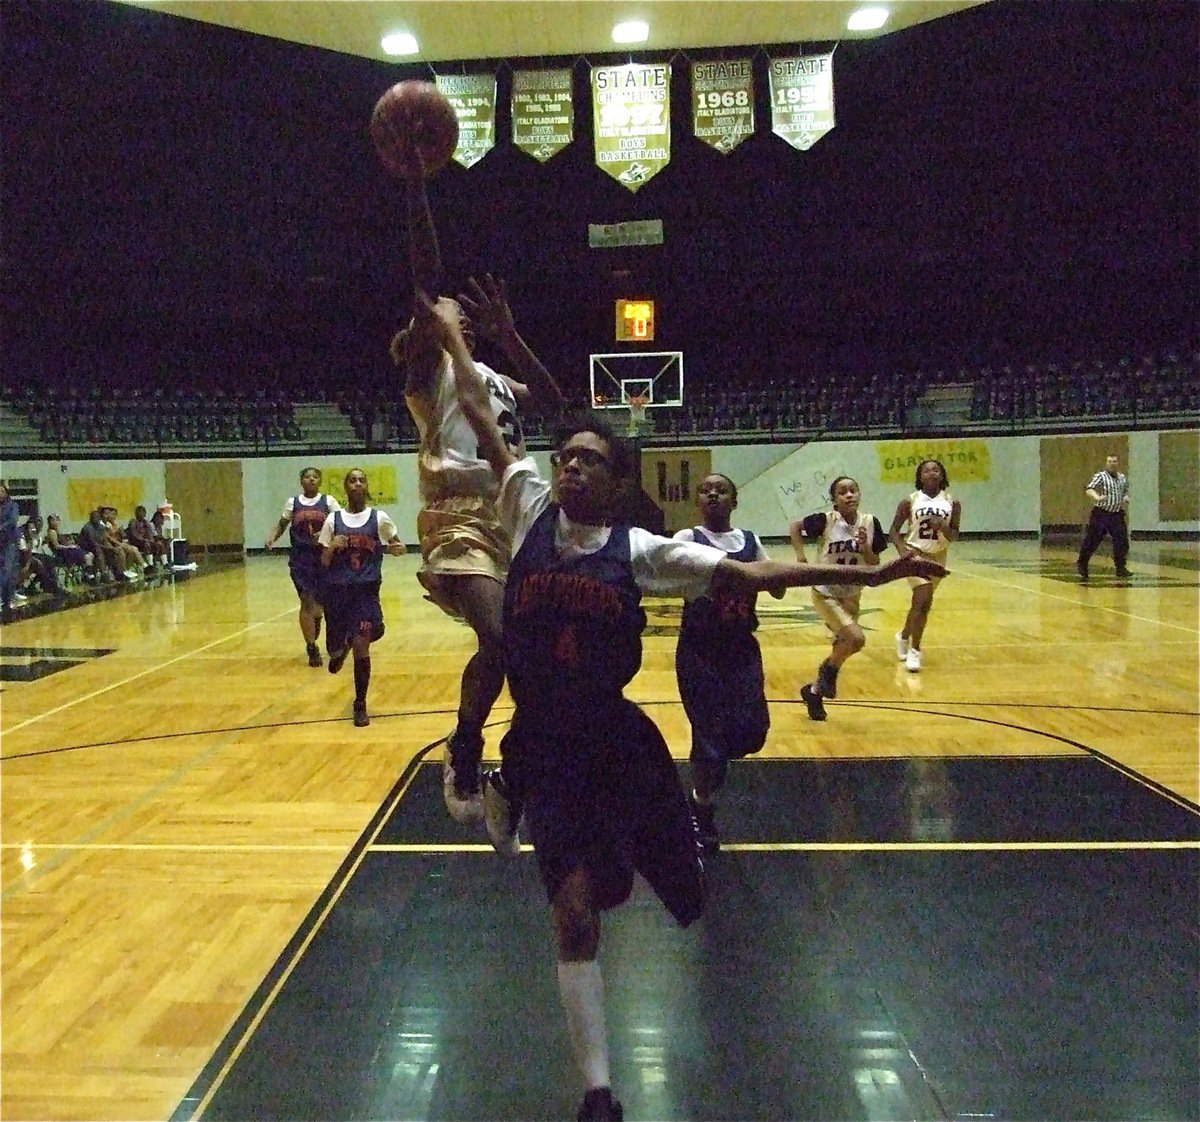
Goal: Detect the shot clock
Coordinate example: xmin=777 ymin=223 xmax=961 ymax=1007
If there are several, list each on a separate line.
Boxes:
xmin=615 ymin=299 xmax=655 ymax=342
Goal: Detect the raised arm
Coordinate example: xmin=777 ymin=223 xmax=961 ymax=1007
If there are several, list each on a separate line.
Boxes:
xmin=420 ymin=291 xmax=517 ymax=480
xmin=710 ymin=551 xmax=947 ymax=597
xmin=457 ymin=274 xmax=566 ymax=417
xmin=405 ymin=174 xmax=441 ymax=296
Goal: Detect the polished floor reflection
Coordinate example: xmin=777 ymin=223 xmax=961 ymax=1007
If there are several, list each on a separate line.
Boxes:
xmin=3 ymin=541 xmax=1196 ymax=1122
xmin=187 ymin=755 xmax=1199 ymax=1122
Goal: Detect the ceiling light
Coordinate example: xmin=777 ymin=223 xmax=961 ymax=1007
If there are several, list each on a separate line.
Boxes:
xmin=847 ymin=7 xmax=889 ymax=31
xmin=612 ymin=20 xmax=649 ymax=45
xmin=381 ymin=32 xmax=419 ymax=56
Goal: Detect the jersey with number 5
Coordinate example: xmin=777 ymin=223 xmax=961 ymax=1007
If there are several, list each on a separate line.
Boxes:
xmin=905 ymin=490 xmax=955 ymax=556
xmin=408 ymin=353 xmax=524 ymax=503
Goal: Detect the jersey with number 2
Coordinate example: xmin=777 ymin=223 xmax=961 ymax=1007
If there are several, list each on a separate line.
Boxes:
xmin=905 ymin=490 xmax=954 ymax=557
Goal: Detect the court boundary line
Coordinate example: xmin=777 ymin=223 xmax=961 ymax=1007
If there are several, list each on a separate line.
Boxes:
xmin=170 ymin=737 xmax=446 ymax=1122
xmin=365 ymin=840 xmax=1199 ymax=853
xmin=0 ymin=606 xmax=297 ymax=734
xmin=4 ymin=697 xmax=1196 ymax=763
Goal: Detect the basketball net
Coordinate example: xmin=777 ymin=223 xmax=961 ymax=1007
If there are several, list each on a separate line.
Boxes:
xmin=626 ymin=393 xmax=649 ymax=437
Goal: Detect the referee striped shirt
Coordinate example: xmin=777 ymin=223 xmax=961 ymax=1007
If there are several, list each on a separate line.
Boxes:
xmin=1087 ymin=470 xmax=1129 ymax=511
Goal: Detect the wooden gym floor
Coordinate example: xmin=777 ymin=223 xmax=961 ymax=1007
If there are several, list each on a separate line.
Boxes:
xmin=1 ymin=539 xmax=1197 ymax=1121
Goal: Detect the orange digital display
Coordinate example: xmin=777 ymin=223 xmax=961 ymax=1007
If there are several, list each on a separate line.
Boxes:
xmin=615 ymin=299 xmax=655 ymax=342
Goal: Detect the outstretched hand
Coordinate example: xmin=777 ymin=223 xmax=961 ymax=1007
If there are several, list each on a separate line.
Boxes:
xmin=414 ymin=289 xmax=455 ymax=335
xmin=457 ymin=273 xmax=514 ymax=341
xmin=872 ymin=553 xmax=948 ymax=586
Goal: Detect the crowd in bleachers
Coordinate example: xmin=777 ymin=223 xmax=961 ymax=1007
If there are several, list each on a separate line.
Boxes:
xmin=5 ymin=505 xmax=171 ymax=616
xmin=4 ymin=343 xmax=1194 ymax=456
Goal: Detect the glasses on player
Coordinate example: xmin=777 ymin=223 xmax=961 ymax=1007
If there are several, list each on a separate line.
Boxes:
xmin=550 ymin=446 xmax=610 ymax=469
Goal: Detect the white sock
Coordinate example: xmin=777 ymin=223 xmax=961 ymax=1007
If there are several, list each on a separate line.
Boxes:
xmin=557 ymin=960 xmax=610 ymax=1091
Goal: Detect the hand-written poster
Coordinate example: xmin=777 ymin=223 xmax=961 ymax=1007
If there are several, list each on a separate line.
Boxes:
xmin=435 ymin=74 xmax=496 ymax=169
xmin=592 ymin=63 xmax=671 ymax=192
xmin=512 ymin=69 xmax=573 ymax=162
xmin=691 ymin=58 xmax=754 ymax=154
xmin=768 ymin=52 xmax=835 ymax=151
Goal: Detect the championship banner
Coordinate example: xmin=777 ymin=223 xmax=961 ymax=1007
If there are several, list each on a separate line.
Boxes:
xmin=592 ymin=63 xmax=671 ymax=192
xmin=435 ymin=74 xmax=496 ymax=169
xmin=691 ymin=58 xmax=754 ymax=154
xmin=512 ymin=69 xmax=573 ymax=162
xmin=768 ymin=52 xmax=835 ymax=151
xmin=876 ymin=440 xmax=992 ymax=485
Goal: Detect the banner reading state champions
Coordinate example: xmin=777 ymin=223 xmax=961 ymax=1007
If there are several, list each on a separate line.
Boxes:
xmin=592 ymin=63 xmax=671 ymax=191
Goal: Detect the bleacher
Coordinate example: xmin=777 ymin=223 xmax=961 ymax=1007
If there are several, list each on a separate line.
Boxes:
xmin=2 ymin=343 xmax=1194 ymax=458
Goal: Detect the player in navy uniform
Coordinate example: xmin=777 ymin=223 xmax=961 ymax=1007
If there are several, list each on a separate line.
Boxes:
xmin=790 ymin=476 xmax=888 ymax=719
xmin=674 ymin=473 xmax=783 ymax=853
xmin=265 ymin=467 xmax=341 ymax=667
xmin=423 ymin=294 xmax=948 ymax=1122
xmin=317 ymin=469 xmax=405 ymax=727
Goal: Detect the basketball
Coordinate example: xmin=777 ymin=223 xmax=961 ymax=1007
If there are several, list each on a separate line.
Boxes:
xmin=370 ymin=80 xmax=459 ymax=180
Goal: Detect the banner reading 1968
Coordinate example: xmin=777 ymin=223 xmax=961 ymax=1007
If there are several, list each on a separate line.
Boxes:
xmin=435 ymin=74 xmax=497 ymax=169
xmin=592 ymin=63 xmax=671 ymax=192
xmin=512 ymin=69 xmax=573 ymax=162
xmin=768 ymin=52 xmax=835 ymax=151
xmin=692 ymin=58 xmax=754 ymax=154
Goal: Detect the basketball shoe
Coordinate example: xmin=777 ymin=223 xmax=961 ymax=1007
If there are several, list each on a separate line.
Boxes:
xmin=800 ymin=683 xmax=827 ymax=721
xmin=443 ymin=728 xmax=484 ymax=824
xmin=483 ymin=767 xmax=521 ymax=857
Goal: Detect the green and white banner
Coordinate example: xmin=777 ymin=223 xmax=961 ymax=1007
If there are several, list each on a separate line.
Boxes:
xmin=512 ymin=69 xmax=573 ymax=162
xmin=691 ymin=58 xmax=754 ymax=154
xmin=435 ymin=74 xmax=496 ymax=169
xmin=768 ymin=52 xmax=835 ymax=151
xmin=592 ymin=63 xmax=671 ymax=192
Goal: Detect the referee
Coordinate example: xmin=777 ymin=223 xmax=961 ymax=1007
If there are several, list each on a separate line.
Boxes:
xmin=1077 ymin=453 xmax=1131 ymax=581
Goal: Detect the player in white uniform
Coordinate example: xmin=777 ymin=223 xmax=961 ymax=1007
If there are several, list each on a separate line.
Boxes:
xmin=790 ymin=476 xmax=888 ymax=720
xmin=888 ymin=459 xmax=961 ymax=672
xmin=393 ymin=174 xmax=565 ymax=824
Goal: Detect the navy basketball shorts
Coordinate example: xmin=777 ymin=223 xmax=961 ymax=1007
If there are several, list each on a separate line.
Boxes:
xmin=675 ymin=634 xmax=769 ymax=766
xmin=509 ymin=698 xmax=705 ymax=927
xmin=322 ymin=581 xmax=384 ymax=652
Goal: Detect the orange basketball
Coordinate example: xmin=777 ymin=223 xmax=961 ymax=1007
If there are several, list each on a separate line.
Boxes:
xmin=370 ymin=80 xmax=459 ymax=180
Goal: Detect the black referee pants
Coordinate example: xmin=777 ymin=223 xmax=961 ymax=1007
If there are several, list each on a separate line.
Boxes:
xmin=1078 ymin=508 xmax=1129 ymax=571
